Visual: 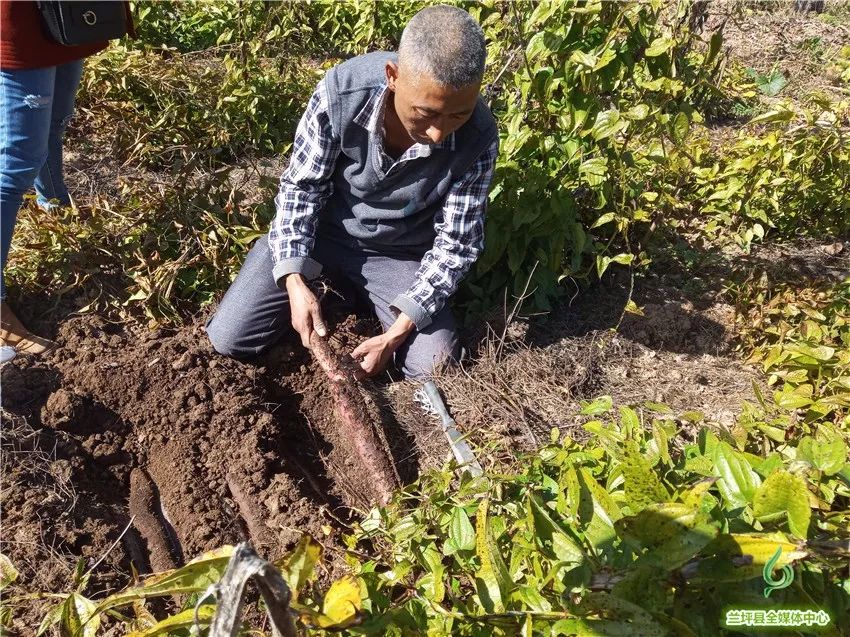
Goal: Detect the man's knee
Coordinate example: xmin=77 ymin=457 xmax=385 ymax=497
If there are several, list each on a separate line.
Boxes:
xmin=399 ymin=326 xmax=459 ymax=380
xmin=205 ymin=314 xmax=250 ymax=358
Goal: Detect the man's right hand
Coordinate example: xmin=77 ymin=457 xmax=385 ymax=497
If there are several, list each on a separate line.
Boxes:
xmin=284 ymin=274 xmax=327 ymax=347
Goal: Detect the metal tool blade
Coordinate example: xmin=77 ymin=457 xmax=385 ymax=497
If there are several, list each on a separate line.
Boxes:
xmin=418 ymin=381 xmax=483 ymax=477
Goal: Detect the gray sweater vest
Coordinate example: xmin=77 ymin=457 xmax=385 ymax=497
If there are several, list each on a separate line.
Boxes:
xmin=323 ymin=51 xmax=498 ymax=256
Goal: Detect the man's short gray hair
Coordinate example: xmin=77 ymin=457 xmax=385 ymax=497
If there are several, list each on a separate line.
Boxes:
xmin=398 ymin=5 xmax=486 ymax=89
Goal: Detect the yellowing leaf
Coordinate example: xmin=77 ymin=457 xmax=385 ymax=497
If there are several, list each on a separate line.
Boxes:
xmin=693 ymin=533 xmax=806 ymax=583
xmin=475 ymin=498 xmax=509 ymax=613
xmin=321 ymin=576 xmax=361 ymax=626
xmin=0 ymin=554 xmax=19 ymax=591
xmin=621 ymin=440 xmax=669 ymax=513
xmin=753 ymin=470 xmax=811 ymax=538
xmin=279 ymin=535 xmax=322 ymax=602
xmin=61 ymin=593 xmax=100 ymax=637
xmin=645 ymin=36 xmax=674 ymax=57
xmin=126 ymin=606 xmax=215 ymax=637
xmin=94 ymin=546 xmax=234 ymax=616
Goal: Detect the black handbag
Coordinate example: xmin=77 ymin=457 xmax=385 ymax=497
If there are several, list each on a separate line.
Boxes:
xmin=37 ymin=1 xmax=128 ymax=46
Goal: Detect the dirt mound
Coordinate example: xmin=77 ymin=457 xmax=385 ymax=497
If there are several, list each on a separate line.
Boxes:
xmin=1 ymin=311 xmax=397 ymax=630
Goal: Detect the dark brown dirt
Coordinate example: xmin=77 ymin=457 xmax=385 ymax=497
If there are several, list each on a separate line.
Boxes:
xmin=0 ymin=310 xmax=391 ymax=633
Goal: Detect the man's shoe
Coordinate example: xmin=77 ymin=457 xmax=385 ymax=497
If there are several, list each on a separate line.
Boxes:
xmin=0 ymin=302 xmax=56 ymax=356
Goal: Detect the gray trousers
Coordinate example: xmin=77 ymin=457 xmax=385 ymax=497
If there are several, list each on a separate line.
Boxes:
xmin=205 ymin=234 xmax=458 ymax=379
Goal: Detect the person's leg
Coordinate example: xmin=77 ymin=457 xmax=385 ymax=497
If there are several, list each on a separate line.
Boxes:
xmin=206 ymin=235 xmax=293 ymax=357
xmin=207 ymin=234 xmax=364 ymax=358
xmin=0 ymin=66 xmax=56 ymax=299
xmin=346 ymin=251 xmax=460 ymax=380
xmin=0 ymin=66 xmax=58 ymax=356
xmin=34 ymin=59 xmax=84 ymax=210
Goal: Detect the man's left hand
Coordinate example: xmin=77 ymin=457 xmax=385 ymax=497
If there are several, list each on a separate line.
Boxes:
xmin=351 ymin=313 xmax=416 ymax=378
xmin=351 ymin=334 xmax=397 ymax=377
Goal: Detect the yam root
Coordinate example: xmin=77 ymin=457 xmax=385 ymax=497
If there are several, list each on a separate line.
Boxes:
xmin=309 ymin=331 xmax=398 ymax=505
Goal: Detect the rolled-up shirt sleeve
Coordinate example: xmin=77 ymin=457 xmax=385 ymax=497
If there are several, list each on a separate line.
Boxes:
xmin=391 ymin=137 xmax=499 ymax=330
xmin=268 ymin=78 xmax=340 ymax=285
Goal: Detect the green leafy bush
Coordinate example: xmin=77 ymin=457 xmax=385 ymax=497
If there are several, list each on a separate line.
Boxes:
xmin=332 ymin=402 xmax=850 ymax=636
xmin=77 ymin=43 xmax=315 ymax=167
xmin=687 ymin=100 xmax=850 ymax=249
xmin=734 ymin=276 xmax=850 ymax=422
xmin=460 ymin=0 xmax=725 ymax=316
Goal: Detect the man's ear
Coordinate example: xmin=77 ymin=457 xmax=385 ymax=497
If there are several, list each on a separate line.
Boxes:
xmin=385 ymin=61 xmax=399 ymax=91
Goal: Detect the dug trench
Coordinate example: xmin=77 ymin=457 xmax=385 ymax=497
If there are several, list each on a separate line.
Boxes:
xmin=0 ymin=308 xmax=403 ymax=606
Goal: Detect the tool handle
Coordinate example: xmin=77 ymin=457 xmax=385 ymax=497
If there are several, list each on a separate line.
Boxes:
xmin=423 ymin=381 xmax=452 ymax=424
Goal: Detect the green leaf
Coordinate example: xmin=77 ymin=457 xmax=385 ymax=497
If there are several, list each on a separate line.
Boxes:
xmin=640 ymin=520 xmax=719 ymax=571
xmin=513 ymin=585 xmax=552 ymax=612
xmin=651 ymin=422 xmax=671 ymax=466
xmin=527 ymin=494 xmax=584 ymax=564
xmin=579 ymin=156 xmax=608 ymax=187
xmin=581 ymin=395 xmax=613 ymax=416
xmin=126 ymin=606 xmax=215 ymax=637
xmin=578 ymin=468 xmax=621 ymax=548
xmin=753 ymin=470 xmax=811 ymax=539
xmin=757 ymin=70 xmax=787 ymax=96
xmin=591 ymin=109 xmax=627 ymax=141
xmin=645 ymin=36 xmax=674 ymax=57
xmin=448 ymin=506 xmax=475 ymax=553
xmin=774 ymin=384 xmax=814 ymax=410
xmin=797 ymin=435 xmax=846 ymax=475
xmin=711 ymin=442 xmax=761 ymax=509
xmin=671 ymin=111 xmax=690 ymax=143
xmin=280 ymin=535 xmax=322 ymax=602
xmin=61 ymin=593 xmax=100 ymax=637
xmin=616 ymin=502 xmax=701 ymax=549
xmin=625 ymin=104 xmax=650 ymax=120
xmin=94 ymin=546 xmax=234 ymax=616
xmin=416 ymin=544 xmax=446 ymax=603
xmin=569 ymin=50 xmax=598 ymax=69
xmin=576 ymin=593 xmax=667 ymax=635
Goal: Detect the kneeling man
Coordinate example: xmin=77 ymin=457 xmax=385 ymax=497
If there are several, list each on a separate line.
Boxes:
xmin=207 ymin=5 xmax=499 ymax=379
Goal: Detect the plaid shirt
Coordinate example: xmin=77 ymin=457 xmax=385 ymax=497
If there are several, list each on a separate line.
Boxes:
xmin=269 ymin=78 xmax=499 ymax=330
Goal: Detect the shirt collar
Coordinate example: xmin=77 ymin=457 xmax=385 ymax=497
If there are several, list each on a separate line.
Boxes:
xmin=353 ymin=82 xmax=456 ymax=152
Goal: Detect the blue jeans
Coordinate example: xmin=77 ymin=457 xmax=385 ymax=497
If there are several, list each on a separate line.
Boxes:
xmin=0 ymin=60 xmax=84 ymax=299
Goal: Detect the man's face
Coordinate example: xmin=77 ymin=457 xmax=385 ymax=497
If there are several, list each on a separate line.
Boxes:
xmin=386 ymin=61 xmax=480 ymax=145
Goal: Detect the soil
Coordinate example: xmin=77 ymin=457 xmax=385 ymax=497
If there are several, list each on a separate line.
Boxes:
xmin=710 ymin=3 xmax=849 ymax=102
xmin=0 ymin=307 xmax=391 ymax=632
